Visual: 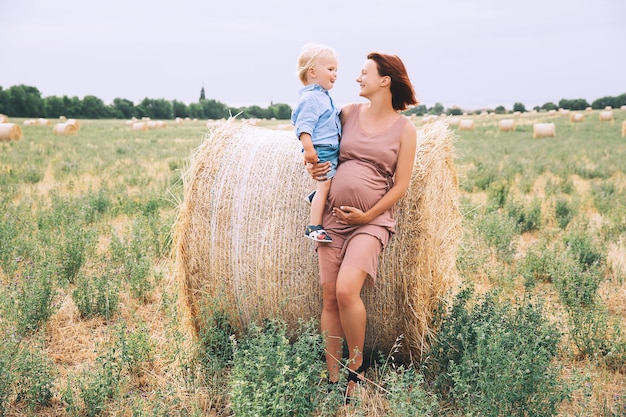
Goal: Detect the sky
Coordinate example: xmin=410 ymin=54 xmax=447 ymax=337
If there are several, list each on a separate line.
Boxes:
xmin=1 ymin=0 xmax=625 ymax=111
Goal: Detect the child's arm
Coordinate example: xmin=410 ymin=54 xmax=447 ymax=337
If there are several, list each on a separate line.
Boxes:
xmin=299 ymin=132 xmax=318 ymax=164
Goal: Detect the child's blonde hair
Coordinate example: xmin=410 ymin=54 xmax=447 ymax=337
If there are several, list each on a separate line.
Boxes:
xmin=297 ymin=43 xmax=337 ymax=85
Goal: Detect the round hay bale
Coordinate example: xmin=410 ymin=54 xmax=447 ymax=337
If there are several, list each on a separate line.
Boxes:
xmin=53 ymin=122 xmax=78 ymax=136
xmin=570 ymin=113 xmax=584 ymax=123
xmin=0 ymin=114 xmax=8 ymax=123
xmin=458 ymin=119 xmax=474 ymax=131
xmin=0 ymin=123 xmax=23 ymax=141
xmin=132 ymin=122 xmax=148 ymax=131
xmin=599 ymin=110 xmax=613 ymax=121
xmin=622 ymin=120 xmax=626 ymax=137
xmin=66 ymin=119 xmax=80 ymax=131
xmin=533 ymin=122 xmax=555 ymax=138
xmin=498 ymin=119 xmax=515 ymax=132
xmin=173 ymin=119 xmax=461 ymax=360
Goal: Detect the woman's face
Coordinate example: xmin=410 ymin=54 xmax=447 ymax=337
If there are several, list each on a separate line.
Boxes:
xmin=356 ymin=59 xmax=382 ymax=98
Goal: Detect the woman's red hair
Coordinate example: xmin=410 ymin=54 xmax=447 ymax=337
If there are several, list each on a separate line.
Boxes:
xmin=367 ymin=52 xmax=418 ymax=111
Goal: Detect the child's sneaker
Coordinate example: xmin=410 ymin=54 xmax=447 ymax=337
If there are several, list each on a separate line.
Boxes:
xmin=305 ymin=224 xmax=332 ymax=243
xmin=304 ymin=190 xmax=316 ymax=205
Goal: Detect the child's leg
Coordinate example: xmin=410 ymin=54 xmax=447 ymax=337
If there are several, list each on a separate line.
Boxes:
xmin=310 ymin=179 xmax=331 ymax=226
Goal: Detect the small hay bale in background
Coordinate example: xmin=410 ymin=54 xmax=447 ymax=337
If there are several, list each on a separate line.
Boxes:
xmin=173 ymin=119 xmax=461 ymax=361
xmin=37 ymin=118 xmax=51 ymax=126
xmin=132 ymin=122 xmax=148 ymax=131
xmin=533 ymin=122 xmax=555 ymax=138
xmin=458 ymin=119 xmax=475 ymax=131
xmin=570 ymin=113 xmax=584 ymax=123
xmin=66 ymin=119 xmax=80 ymax=131
xmin=0 ymin=114 xmax=8 ymax=123
xmin=53 ymin=122 xmax=78 ymax=136
xmin=23 ymin=119 xmax=38 ymax=126
xmin=599 ymin=110 xmax=613 ymax=121
xmin=0 ymin=123 xmax=23 ymax=141
xmin=498 ymin=119 xmax=515 ymax=132
xmin=622 ymin=121 xmax=626 ymax=137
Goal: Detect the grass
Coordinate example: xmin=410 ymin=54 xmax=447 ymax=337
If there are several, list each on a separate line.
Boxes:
xmin=0 ymin=111 xmax=625 ymax=416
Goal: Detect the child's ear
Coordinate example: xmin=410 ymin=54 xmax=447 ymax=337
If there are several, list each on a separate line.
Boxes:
xmin=308 ymin=66 xmax=316 ymax=79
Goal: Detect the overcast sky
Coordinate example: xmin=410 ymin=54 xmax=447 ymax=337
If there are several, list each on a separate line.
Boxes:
xmin=1 ymin=0 xmax=624 ymax=111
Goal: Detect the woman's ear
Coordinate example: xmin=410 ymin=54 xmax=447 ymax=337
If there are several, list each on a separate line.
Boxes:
xmin=380 ymin=75 xmax=391 ymax=86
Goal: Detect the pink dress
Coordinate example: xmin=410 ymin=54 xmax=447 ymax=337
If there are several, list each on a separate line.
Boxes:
xmin=322 ymin=103 xmax=412 ymax=253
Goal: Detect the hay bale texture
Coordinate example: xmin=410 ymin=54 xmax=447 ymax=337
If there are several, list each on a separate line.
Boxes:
xmin=173 ymin=119 xmax=461 ymax=360
xmin=0 ymin=123 xmax=23 ymax=141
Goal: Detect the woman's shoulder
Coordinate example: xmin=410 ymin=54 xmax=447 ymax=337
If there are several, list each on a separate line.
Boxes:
xmin=340 ymin=103 xmax=361 ymax=119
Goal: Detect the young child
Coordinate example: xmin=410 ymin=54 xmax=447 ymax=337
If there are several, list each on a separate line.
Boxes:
xmin=291 ymin=43 xmax=341 ymax=243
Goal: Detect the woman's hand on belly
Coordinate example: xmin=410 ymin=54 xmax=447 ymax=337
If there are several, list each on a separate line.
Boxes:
xmin=331 ymin=205 xmax=369 ymax=225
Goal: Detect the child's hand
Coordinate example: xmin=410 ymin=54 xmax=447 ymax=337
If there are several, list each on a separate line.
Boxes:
xmin=303 ymin=148 xmax=318 ymax=165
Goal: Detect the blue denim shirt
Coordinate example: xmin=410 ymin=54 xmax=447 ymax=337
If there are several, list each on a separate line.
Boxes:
xmin=291 ymin=84 xmax=341 ymax=146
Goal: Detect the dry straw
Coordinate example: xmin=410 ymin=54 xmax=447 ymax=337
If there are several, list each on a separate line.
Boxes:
xmin=599 ymin=110 xmax=613 ymax=121
xmin=173 ymin=118 xmax=461 ymax=361
xmin=498 ymin=119 xmax=515 ymax=132
xmin=53 ymin=122 xmax=78 ymax=136
xmin=0 ymin=123 xmax=23 ymax=141
xmin=533 ymin=122 xmax=555 ymax=138
xmin=622 ymin=120 xmax=626 ymax=137
xmin=458 ymin=119 xmax=475 ymax=131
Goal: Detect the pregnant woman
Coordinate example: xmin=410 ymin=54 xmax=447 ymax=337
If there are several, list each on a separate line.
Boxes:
xmin=306 ymin=51 xmax=418 ymax=402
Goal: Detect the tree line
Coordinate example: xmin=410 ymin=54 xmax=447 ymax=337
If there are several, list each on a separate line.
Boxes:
xmin=1 ymin=84 xmax=624 ymax=121
xmin=0 ymin=84 xmax=292 ymax=120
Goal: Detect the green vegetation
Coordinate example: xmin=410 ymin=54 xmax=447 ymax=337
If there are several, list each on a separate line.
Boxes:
xmin=0 ymin=111 xmax=625 ymax=416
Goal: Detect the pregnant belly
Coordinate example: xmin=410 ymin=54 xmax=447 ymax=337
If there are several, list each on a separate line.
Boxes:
xmin=328 ymin=160 xmax=389 ymax=212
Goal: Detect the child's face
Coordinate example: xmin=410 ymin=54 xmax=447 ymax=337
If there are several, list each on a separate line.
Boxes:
xmin=309 ymin=55 xmax=338 ymax=90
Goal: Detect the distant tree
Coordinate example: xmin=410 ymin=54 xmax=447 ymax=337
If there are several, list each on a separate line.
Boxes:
xmin=513 ymin=102 xmax=526 ymax=113
xmin=62 ymin=96 xmax=82 ymax=118
xmin=42 ymin=96 xmax=65 ymax=118
xmin=404 ymin=104 xmax=427 ymax=116
xmin=202 ymin=99 xmax=229 ymax=119
xmin=200 ymin=86 xmax=206 ymax=101
xmin=172 ymin=100 xmax=189 ymax=118
xmin=0 ymin=86 xmax=8 ymax=114
xmin=81 ymin=95 xmax=109 ymax=119
xmin=110 ymin=98 xmax=135 ymax=119
xmin=591 ymin=95 xmax=622 ymax=110
xmin=430 ymin=102 xmax=444 ymax=115
xmin=136 ymin=98 xmax=173 ymax=119
xmin=268 ymin=103 xmax=292 ymax=120
xmin=495 ymin=105 xmax=506 ymax=114
xmin=4 ymin=84 xmax=43 ymax=117
xmin=558 ymin=98 xmax=589 ymax=111
xmin=446 ymin=107 xmax=463 ymax=116
xmin=188 ymin=102 xmax=204 ymax=119
xmin=541 ymin=102 xmax=557 ymax=111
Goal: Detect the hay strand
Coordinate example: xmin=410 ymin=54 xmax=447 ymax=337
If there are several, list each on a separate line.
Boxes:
xmin=173 ymin=119 xmax=461 ymax=360
xmin=533 ymin=122 xmax=555 ymax=138
xmin=0 ymin=123 xmax=23 ymax=141
xmin=53 ymin=122 xmax=78 ymax=136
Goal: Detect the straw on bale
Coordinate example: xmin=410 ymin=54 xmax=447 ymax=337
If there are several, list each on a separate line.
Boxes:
xmin=570 ymin=113 xmax=584 ymax=123
xmin=0 ymin=123 xmax=23 ymax=141
xmin=53 ymin=122 xmax=78 ymax=136
xmin=173 ymin=119 xmax=462 ymax=361
xmin=599 ymin=110 xmax=613 ymax=121
xmin=622 ymin=121 xmax=626 ymax=137
xmin=132 ymin=122 xmax=148 ymax=131
xmin=498 ymin=119 xmax=515 ymax=132
xmin=458 ymin=119 xmax=474 ymax=131
xmin=533 ymin=122 xmax=555 ymax=138
xmin=66 ymin=119 xmax=80 ymax=131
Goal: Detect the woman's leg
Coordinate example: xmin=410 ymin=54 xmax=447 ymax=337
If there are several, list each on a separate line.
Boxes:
xmin=321 ymin=281 xmax=344 ymax=383
xmin=335 ymin=264 xmax=368 ymax=393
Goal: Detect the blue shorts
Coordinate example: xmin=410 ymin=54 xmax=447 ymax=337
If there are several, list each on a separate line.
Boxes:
xmin=314 ymin=143 xmax=339 ymax=180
